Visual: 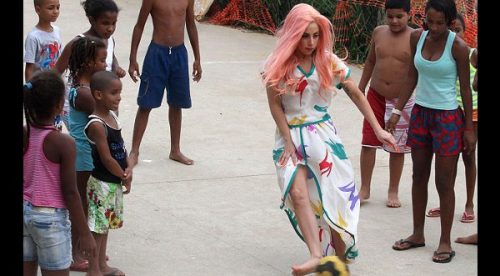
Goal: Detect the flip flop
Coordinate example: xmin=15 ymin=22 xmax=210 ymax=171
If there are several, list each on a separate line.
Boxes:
xmin=426 ymin=207 xmax=440 ymax=217
xmin=432 ymin=250 xmax=456 ymax=263
xmin=69 ymin=260 xmax=89 ymax=272
xmin=460 ymin=211 xmax=475 ymax=223
xmin=392 ymin=239 xmax=426 ymax=251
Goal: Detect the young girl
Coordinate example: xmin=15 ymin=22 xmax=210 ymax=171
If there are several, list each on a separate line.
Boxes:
xmin=56 ymin=0 xmax=125 ymax=129
xmin=426 ymin=14 xmax=478 ymax=223
xmin=261 ymin=4 xmax=395 ymax=275
xmin=389 ymin=0 xmax=475 ymax=263
xmin=85 ymin=71 xmax=132 ymax=276
xmin=67 ymin=36 xmax=108 ymax=271
xmin=23 ymin=70 xmax=96 ymax=276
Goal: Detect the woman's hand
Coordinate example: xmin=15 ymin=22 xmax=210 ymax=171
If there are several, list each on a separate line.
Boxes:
xmin=376 ymin=128 xmax=398 ymax=152
xmin=279 ymin=140 xmax=298 ymax=167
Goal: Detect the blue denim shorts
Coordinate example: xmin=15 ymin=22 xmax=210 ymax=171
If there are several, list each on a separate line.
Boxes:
xmin=23 ymin=200 xmax=72 ymax=270
xmin=137 ymin=41 xmax=191 ymax=109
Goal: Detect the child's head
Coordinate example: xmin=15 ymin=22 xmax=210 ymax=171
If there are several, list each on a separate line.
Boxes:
xmin=81 ymin=0 xmax=120 ymax=39
xmin=385 ymin=0 xmax=410 ymax=13
xmin=24 ymin=70 xmax=65 ymax=126
xmin=34 ymin=0 xmax=60 ymax=23
xmin=384 ymin=0 xmax=411 ymax=33
xmin=90 ymin=71 xmax=122 ymax=111
xmin=425 ymin=0 xmax=457 ymax=28
xmin=68 ymin=36 xmax=107 ymax=82
xmin=451 ymin=14 xmax=465 ymax=38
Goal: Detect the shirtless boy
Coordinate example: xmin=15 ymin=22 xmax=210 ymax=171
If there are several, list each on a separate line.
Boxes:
xmin=358 ymin=0 xmax=414 ymax=207
xmin=128 ymin=0 xmax=202 ymax=166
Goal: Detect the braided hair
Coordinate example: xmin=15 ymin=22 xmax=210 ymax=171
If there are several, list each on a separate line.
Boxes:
xmin=23 ymin=70 xmax=65 ymax=147
xmin=68 ymin=36 xmax=106 ymax=84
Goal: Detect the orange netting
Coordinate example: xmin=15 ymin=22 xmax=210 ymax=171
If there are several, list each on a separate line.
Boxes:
xmin=332 ymin=0 xmax=477 ymax=51
xmin=207 ymin=0 xmax=477 ymax=60
xmin=208 ymin=0 xmax=276 ymax=33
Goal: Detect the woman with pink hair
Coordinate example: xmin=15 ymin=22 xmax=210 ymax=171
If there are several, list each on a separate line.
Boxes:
xmin=262 ymin=4 xmax=396 ymax=275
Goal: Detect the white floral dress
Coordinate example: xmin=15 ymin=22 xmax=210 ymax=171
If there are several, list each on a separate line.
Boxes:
xmin=273 ymin=55 xmax=360 ymax=259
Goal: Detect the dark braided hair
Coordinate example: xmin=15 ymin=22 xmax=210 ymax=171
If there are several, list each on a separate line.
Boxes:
xmin=68 ymin=36 xmax=106 ymax=84
xmin=81 ymin=0 xmax=119 ymax=19
xmin=24 ymin=70 xmax=65 ymax=148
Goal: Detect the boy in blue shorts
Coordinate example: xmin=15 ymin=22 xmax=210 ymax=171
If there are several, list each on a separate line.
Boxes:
xmin=128 ymin=0 xmax=202 ymax=166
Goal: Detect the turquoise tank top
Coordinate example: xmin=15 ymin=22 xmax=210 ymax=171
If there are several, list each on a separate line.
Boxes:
xmin=414 ymin=30 xmax=458 ymax=110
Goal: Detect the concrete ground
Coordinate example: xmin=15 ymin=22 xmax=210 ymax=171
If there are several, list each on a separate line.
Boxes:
xmin=24 ymin=0 xmax=477 ymax=275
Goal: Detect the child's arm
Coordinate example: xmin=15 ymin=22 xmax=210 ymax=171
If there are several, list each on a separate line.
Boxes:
xmin=56 ymin=133 xmax=97 ymax=257
xmin=24 ymin=34 xmax=38 ymax=81
xmin=54 ymin=38 xmax=77 ymax=75
xmin=386 ymin=29 xmax=421 ymax=133
xmin=74 ymin=86 xmax=95 ymax=115
xmin=186 ymin=0 xmax=202 ymax=82
xmin=86 ymin=121 xmax=128 ymax=180
xmin=25 ymin=63 xmax=38 ymax=82
xmin=128 ymin=0 xmax=153 ymax=82
xmin=358 ymin=28 xmax=378 ymax=93
xmin=111 ymin=38 xmax=126 ymax=78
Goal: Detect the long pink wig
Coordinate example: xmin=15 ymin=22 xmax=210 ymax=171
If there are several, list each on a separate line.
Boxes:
xmin=262 ymin=3 xmax=339 ymax=94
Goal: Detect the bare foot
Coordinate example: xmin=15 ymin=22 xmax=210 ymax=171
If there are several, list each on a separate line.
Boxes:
xmin=128 ymin=151 xmax=139 ymax=167
xmin=169 ymin=151 xmax=194 ymax=165
xmin=359 ymin=186 xmax=370 ymax=202
xmin=101 ymin=266 xmax=125 ymax=276
xmin=291 ymin=257 xmax=321 ymax=276
xmin=386 ymin=193 xmax=401 ymax=208
xmin=455 ymin=233 xmax=477 ymax=245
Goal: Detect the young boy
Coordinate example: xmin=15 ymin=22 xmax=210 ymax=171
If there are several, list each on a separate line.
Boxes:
xmin=358 ymin=0 xmax=414 ymax=208
xmin=128 ymin=0 xmax=202 ymax=166
xmin=24 ymin=0 xmax=61 ymax=82
xmin=84 ymin=71 xmax=132 ymax=276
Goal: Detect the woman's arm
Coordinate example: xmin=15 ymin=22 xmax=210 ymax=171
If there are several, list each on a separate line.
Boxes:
xmin=266 ymin=86 xmax=297 ymax=166
xmin=341 ymin=79 xmax=396 ymax=148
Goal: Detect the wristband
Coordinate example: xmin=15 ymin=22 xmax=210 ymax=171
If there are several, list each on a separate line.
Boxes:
xmin=391 ymin=108 xmax=402 ymax=116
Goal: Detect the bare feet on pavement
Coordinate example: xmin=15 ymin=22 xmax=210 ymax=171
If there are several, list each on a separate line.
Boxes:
xmin=386 ymin=193 xmax=401 ymax=208
xmin=291 ymin=257 xmax=321 ymax=276
xmin=359 ymin=189 xmax=370 ymax=204
xmin=169 ymin=151 xmax=194 ymax=165
xmin=455 ymin=233 xmax=477 ymax=245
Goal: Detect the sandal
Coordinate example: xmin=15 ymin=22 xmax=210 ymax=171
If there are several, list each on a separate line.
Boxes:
xmin=460 ymin=211 xmax=475 ymax=223
xmin=426 ymin=207 xmax=440 ymax=217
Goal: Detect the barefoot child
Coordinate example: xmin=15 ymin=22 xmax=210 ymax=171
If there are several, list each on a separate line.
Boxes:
xmin=261 ymin=4 xmax=396 ymax=275
xmin=85 ymin=71 xmax=132 ymax=276
xmin=358 ymin=0 xmax=414 ymax=208
xmin=23 ymin=71 xmax=96 ymax=275
xmin=128 ymin=0 xmax=202 ymax=166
